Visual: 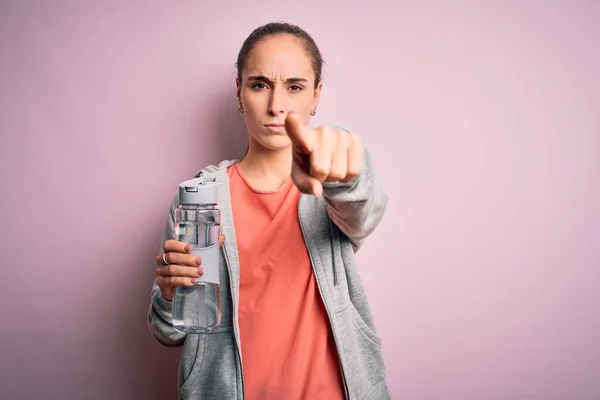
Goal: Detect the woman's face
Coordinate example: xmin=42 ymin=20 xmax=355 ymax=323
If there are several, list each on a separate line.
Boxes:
xmin=237 ymin=34 xmax=321 ymax=152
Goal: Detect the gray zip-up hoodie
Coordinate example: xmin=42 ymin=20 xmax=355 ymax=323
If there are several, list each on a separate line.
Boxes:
xmin=148 ymin=147 xmax=391 ymax=399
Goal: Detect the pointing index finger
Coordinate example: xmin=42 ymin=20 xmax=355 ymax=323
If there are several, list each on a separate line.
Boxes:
xmin=285 ymin=113 xmax=315 ymax=152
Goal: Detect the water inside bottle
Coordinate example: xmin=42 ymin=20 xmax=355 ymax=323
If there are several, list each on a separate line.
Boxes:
xmin=172 ymin=216 xmax=221 ymax=334
xmin=172 ymin=280 xmax=220 ymax=334
xmin=175 ymin=217 xmax=220 ymax=248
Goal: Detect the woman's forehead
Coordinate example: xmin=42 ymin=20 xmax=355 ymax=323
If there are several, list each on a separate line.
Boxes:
xmin=244 ymin=35 xmax=314 ymax=80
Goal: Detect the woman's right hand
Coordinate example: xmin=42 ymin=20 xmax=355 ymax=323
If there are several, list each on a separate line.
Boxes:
xmin=155 ymin=235 xmax=225 ymax=301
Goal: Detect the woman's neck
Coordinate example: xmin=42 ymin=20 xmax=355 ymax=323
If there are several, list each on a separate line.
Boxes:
xmin=237 ymin=140 xmax=293 ymax=192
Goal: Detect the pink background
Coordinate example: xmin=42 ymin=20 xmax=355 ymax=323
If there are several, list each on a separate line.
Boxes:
xmin=1 ymin=1 xmax=599 ymax=399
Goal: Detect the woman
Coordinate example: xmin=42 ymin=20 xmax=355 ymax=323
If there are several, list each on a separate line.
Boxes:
xmin=148 ymin=22 xmax=391 ymax=400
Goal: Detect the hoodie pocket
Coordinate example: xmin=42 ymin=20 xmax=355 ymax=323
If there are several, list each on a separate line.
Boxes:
xmin=179 ymin=334 xmax=207 ymax=397
xmin=349 ymin=302 xmax=382 ymax=347
xmin=335 ymin=304 xmax=387 ymax=398
xmin=179 ymin=332 xmax=239 ymax=400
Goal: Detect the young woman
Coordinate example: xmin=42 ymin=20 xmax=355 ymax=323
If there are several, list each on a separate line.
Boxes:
xmin=148 ymin=22 xmax=391 ymax=400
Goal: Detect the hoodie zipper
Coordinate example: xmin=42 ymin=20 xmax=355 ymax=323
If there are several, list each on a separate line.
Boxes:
xmin=298 ymin=195 xmax=350 ymax=399
xmin=222 ymin=244 xmax=245 ymax=399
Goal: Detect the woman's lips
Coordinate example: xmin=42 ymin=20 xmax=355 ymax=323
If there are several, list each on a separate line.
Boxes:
xmin=264 ymin=124 xmax=286 ymax=133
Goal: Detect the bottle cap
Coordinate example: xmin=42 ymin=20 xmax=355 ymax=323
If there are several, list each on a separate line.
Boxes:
xmin=178 ymin=173 xmax=218 ymax=205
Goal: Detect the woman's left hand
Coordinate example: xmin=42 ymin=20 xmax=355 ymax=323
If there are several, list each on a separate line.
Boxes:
xmin=285 ymin=113 xmax=363 ymax=197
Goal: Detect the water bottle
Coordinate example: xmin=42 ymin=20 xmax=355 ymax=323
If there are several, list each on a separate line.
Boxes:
xmin=172 ymin=173 xmax=221 ymax=334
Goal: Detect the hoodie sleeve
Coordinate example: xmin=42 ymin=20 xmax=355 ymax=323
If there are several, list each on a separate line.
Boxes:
xmin=147 ymin=196 xmax=186 ymax=347
xmin=322 ymin=143 xmax=388 ymax=251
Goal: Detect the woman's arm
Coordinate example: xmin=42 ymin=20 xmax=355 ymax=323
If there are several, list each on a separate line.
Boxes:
xmin=322 ymin=146 xmax=388 ymax=251
xmin=147 ymin=199 xmax=186 ymax=347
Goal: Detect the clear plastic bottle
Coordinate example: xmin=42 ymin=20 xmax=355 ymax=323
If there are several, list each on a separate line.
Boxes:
xmin=171 ymin=173 xmax=221 ymax=334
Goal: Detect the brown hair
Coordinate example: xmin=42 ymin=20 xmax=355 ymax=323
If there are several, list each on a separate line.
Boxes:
xmin=235 ymin=22 xmax=324 ymax=89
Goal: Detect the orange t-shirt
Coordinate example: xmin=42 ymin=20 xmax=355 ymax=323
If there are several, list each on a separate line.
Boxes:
xmin=227 ymin=164 xmax=344 ymax=399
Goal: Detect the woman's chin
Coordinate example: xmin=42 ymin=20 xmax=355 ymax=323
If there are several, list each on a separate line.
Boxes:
xmin=254 ymin=133 xmax=292 ymax=151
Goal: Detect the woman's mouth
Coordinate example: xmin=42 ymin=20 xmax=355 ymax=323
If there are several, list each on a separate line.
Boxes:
xmin=264 ymin=124 xmax=286 ymax=133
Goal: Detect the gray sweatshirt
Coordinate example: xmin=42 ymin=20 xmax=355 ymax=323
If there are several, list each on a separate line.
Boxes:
xmin=148 ymin=147 xmax=391 ymax=399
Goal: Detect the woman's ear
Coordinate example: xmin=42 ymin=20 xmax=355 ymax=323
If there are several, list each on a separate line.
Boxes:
xmin=235 ymin=78 xmax=242 ymax=107
xmin=313 ymin=81 xmax=323 ymax=109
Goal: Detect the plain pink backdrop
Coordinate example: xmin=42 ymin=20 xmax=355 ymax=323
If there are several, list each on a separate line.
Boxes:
xmin=1 ymin=1 xmax=599 ymax=399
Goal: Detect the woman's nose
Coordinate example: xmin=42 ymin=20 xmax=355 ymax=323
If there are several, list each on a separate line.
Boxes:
xmin=268 ymin=88 xmax=285 ymax=115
